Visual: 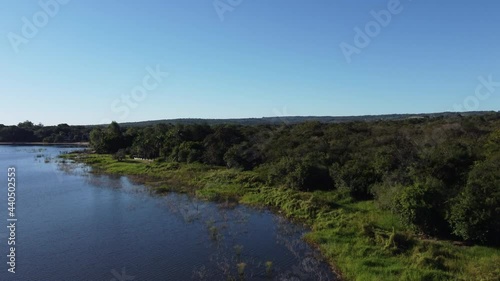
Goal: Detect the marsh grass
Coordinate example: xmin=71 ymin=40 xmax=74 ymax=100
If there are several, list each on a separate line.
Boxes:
xmin=234 ymin=245 xmax=244 ymax=261
xmin=209 ymin=226 xmax=219 ymax=241
xmin=237 ymin=262 xmax=246 ymax=275
xmin=64 ymin=153 xmax=500 ymax=281
xmin=265 ymin=261 xmax=273 ymax=275
xmin=205 ymin=219 xmax=221 ymax=241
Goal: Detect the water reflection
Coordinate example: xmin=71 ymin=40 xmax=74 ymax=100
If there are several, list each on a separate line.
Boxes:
xmin=28 ymin=146 xmax=338 ymax=280
xmin=153 ymin=192 xmax=336 ymax=280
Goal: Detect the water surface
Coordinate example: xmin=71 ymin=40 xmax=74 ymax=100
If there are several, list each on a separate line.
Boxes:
xmin=0 ymin=146 xmax=337 ymax=280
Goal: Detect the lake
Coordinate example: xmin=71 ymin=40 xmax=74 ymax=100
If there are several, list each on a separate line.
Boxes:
xmin=0 ymin=145 xmax=337 ymax=280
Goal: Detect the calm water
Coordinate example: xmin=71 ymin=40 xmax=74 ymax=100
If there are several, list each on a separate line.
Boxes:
xmin=0 ymin=146 xmax=337 ymax=281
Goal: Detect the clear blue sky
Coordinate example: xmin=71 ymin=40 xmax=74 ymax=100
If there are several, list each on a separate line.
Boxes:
xmin=1 ymin=0 xmax=499 ymax=125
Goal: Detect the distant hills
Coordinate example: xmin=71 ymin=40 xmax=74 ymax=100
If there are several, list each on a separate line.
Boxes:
xmin=105 ymin=111 xmax=498 ymax=127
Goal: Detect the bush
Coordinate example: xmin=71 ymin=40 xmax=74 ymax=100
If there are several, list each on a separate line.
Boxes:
xmin=448 ymin=157 xmax=500 ymax=244
xmin=112 ymin=149 xmax=126 ymax=161
xmin=171 ymin=141 xmax=203 ymax=163
xmin=267 ymin=157 xmax=333 ymax=192
xmin=223 ymin=142 xmax=261 ymax=170
xmin=337 ymin=159 xmax=381 ymax=200
xmin=372 ymin=182 xmax=402 ymax=210
xmin=394 ymin=177 xmax=448 ymax=235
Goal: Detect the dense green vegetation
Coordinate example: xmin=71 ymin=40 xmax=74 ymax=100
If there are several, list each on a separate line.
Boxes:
xmin=0 ymin=121 xmax=90 ymax=143
xmin=88 ymin=114 xmax=500 ymax=244
xmin=74 ymin=113 xmax=500 ymax=280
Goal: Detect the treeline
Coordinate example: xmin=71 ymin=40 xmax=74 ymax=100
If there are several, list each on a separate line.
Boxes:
xmin=0 ymin=121 xmax=90 ymax=143
xmin=90 ymin=113 xmax=500 ymax=245
xmin=117 ymin=111 xmax=492 ymax=127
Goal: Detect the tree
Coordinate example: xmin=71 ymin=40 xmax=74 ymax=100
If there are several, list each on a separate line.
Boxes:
xmin=89 ymin=122 xmax=126 ymax=153
xmin=203 ymin=125 xmax=243 ymax=165
xmin=337 ymin=158 xmax=381 ymax=200
xmin=89 ymin=128 xmax=107 ymax=153
xmin=113 ymin=149 xmax=127 ymax=162
xmin=267 ymin=157 xmax=333 ymax=191
xmin=104 ymin=121 xmax=124 ymax=153
xmin=484 ymin=129 xmax=500 ymax=155
xmin=18 ymin=120 xmax=34 ymax=129
xmin=223 ymin=142 xmax=262 ymax=170
xmin=448 ymin=157 xmax=500 ymax=244
xmin=415 ymin=141 xmax=475 ymax=190
xmin=0 ymin=126 xmax=35 ymax=142
xmin=394 ymin=177 xmax=448 ymax=235
xmin=171 ymin=141 xmax=203 ymax=163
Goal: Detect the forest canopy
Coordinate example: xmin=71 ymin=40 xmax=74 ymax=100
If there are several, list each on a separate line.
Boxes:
xmin=0 ymin=121 xmax=90 ymax=143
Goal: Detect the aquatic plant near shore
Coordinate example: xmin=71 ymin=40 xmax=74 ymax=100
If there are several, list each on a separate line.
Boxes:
xmin=237 ymin=262 xmax=246 ymax=278
xmin=234 ymin=244 xmax=244 ymax=261
xmin=265 ymin=261 xmax=273 ymax=275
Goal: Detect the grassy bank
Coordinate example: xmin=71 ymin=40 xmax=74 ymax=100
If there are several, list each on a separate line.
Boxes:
xmin=64 ymin=153 xmax=500 ymax=281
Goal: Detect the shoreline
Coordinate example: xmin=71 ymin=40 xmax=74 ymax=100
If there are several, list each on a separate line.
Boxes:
xmin=66 ymin=153 xmax=345 ymax=279
xmin=63 ymin=153 xmax=500 ymax=281
xmin=0 ymin=142 xmax=89 ymax=146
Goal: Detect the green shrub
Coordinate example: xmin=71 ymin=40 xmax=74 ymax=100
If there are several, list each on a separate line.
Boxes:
xmin=448 ymin=157 xmax=500 ymax=244
xmin=112 ymin=149 xmax=126 ymax=161
xmin=171 ymin=141 xmax=203 ymax=163
xmin=337 ymin=158 xmax=381 ymax=200
xmin=267 ymin=157 xmax=333 ymax=191
xmin=394 ymin=178 xmax=448 ymax=235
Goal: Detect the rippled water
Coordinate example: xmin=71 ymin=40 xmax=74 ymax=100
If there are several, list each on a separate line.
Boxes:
xmin=0 ymin=145 xmax=337 ymax=280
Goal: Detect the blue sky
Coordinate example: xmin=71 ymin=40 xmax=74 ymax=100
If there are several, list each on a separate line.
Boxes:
xmin=1 ymin=0 xmax=499 ymax=125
